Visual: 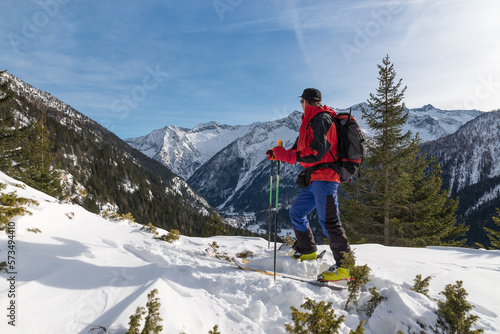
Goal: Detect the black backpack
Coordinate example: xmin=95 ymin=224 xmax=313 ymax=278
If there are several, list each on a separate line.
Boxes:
xmin=296 ymin=108 xmax=365 ymax=187
xmin=329 ymin=108 xmax=365 ymax=182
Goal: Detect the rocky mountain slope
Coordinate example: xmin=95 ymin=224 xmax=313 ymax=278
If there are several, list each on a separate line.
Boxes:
xmin=0 ymin=72 xmax=217 ymax=235
xmin=421 ymin=110 xmax=500 ymax=245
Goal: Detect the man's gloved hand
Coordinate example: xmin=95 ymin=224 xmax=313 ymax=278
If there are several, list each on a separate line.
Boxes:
xmin=266 ymin=149 xmax=275 ymax=160
xmin=272 ymin=146 xmax=297 ymax=164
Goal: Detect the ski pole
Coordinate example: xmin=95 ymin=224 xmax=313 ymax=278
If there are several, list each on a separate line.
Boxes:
xmin=274 ymin=140 xmax=283 ymax=281
xmin=268 ymin=153 xmax=274 ymax=249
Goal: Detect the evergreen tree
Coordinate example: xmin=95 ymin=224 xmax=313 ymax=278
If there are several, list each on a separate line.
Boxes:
xmin=410 ymin=274 xmax=432 ymax=298
xmin=126 ymin=289 xmax=163 ymax=334
xmin=208 ymin=325 xmax=221 ymax=334
xmin=141 ymin=289 xmax=163 ymax=334
xmin=484 ymin=208 xmax=500 ymax=249
xmin=285 ymin=297 xmax=345 ymax=334
xmin=349 ymin=321 xmax=366 ymax=334
xmin=341 ymin=55 xmax=466 ymax=246
xmin=15 ymin=114 xmax=63 ymax=198
xmin=342 ymin=250 xmax=370 ymax=310
xmin=0 ymin=183 xmax=39 ymax=229
xmin=0 ymin=71 xmax=24 ymax=171
xmin=202 ymin=214 xmax=227 ymax=237
xmin=436 ymin=281 xmax=483 ymax=334
xmin=402 ymin=159 xmax=467 ymax=246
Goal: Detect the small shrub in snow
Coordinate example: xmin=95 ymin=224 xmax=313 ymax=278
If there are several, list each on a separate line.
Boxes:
xmin=342 ymin=250 xmax=371 ymax=310
xmin=364 ymin=287 xmax=387 ymax=317
xmin=27 ymin=227 xmax=42 ymax=233
xmin=0 ymin=183 xmax=39 ymax=229
xmin=87 ymin=325 xmax=107 ymax=334
xmin=349 ymin=320 xmax=366 ymax=334
xmin=101 ymin=210 xmax=136 ymax=224
xmin=140 ymin=222 xmax=159 ymax=236
xmin=156 ymin=229 xmax=180 ymax=243
xmin=235 ymin=250 xmax=254 ymax=259
xmin=282 ymin=235 xmax=294 ymax=247
xmin=410 ymin=274 xmax=433 ymax=297
xmin=285 ymin=297 xmax=345 ymax=334
xmin=436 ymin=280 xmax=483 ymax=334
xmin=126 ymin=289 xmax=163 ymax=334
xmin=208 ymin=324 xmax=221 ymax=334
xmin=121 ymin=212 xmax=136 ymax=223
xmin=206 ymin=241 xmax=231 ymax=262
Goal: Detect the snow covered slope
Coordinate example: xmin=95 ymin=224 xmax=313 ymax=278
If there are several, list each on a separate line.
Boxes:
xmin=1 ymin=171 xmax=498 ymax=333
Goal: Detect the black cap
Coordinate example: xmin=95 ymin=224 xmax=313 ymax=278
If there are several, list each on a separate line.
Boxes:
xmin=299 ymin=88 xmax=322 ymax=101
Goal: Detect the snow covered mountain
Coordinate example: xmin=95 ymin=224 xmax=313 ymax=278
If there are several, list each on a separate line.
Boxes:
xmin=421 ymin=110 xmax=500 ymax=245
xmin=126 ymin=121 xmax=257 ymax=180
xmin=127 ymin=104 xmax=483 ymax=181
xmin=0 ymin=170 xmax=497 ymax=333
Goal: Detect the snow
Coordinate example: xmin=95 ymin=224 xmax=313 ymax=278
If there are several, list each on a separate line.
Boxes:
xmin=1 ymin=171 xmax=499 ymax=334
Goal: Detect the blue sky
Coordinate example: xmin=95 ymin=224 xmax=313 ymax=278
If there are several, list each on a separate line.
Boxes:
xmin=1 ymin=0 xmax=499 ymax=139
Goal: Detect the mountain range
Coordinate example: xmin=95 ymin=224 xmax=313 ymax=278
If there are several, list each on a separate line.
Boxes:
xmin=126 ymin=103 xmax=499 ymax=245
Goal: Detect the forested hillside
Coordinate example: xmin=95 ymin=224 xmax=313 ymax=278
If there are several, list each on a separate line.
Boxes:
xmin=0 ymin=72 xmax=257 ymax=237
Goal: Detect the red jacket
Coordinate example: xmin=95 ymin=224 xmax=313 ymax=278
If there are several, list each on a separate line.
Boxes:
xmin=292 ymin=105 xmax=340 ymax=183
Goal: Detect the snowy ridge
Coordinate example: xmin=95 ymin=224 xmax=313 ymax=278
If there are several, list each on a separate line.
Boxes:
xmin=126 ymin=122 xmax=256 ymax=180
xmin=1 ymin=171 xmax=498 ymax=333
xmin=127 ymin=104 xmax=483 ymax=182
xmin=336 ymin=103 xmax=484 ymax=143
xmin=1 ymin=72 xmax=87 ymax=130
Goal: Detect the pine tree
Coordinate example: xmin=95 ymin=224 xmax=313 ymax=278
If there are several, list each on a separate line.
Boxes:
xmin=202 ymin=214 xmax=227 ymax=237
xmin=340 ymin=55 xmax=466 ymax=246
xmin=141 ymin=289 xmax=163 ymax=334
xmin=402 ymin=159 xmax=467 ymax=246
xmin=349 ymin=321 xmax=366 ymax=334
xmin=126 ymin=306 xmax=146 ymax=334
xmin=126 ymin=289 xmax=163 ymax=334
xmin=484 ymin=208 xmax=500 ymax=249
xmin=0 ymin=71 xmax=24 ymax=171
xmin=436 ymin=281 xmax=483 ymax=333
xmin=208 ymin=325 xmax=221 ymax=334
xmin=16 ymin=114 xmax=63 ymax=198
xmin=342 ymin=250 xmax=371 ymax=310
xmin=285 ymin=297 xmax=345 ymax=333
xmin=0 ymin=183 xmax=39 ymax=229
xmin=410 ymin=274 xmax=432 ymax=297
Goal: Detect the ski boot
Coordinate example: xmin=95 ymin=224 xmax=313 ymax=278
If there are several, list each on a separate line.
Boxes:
xmin=291 ymin=250 xmax=318 ymax=261
xmin=317 ymin=265 xmax=352 ymax=282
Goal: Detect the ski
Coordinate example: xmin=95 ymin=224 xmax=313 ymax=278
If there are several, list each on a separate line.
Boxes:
xmin=240 ymin=249 xmax=326 ymax=263
xmin=231 ymin=257 xmax=344 ymax=291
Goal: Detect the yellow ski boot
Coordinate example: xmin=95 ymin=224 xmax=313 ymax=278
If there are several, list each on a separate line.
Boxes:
xmin=317 ymin=265 xmax=352 ymax=282
xmin=291 ymin=250 xmax=317 ymax=261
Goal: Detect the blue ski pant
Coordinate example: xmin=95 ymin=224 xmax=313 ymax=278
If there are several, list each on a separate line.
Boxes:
xmin=289 ymin=181 xmax=351 ymax=267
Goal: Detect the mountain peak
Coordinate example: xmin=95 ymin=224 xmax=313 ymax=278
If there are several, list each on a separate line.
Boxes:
xmin=192 ymin=121 xmax=223 ymax=133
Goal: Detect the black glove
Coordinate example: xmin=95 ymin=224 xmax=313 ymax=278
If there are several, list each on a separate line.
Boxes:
xmin=266 ymin=149 xmax=275 ymax=160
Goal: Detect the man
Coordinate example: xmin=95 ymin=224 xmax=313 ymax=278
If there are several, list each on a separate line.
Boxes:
xmin=267 ymin=88 xmax=352 ymax=282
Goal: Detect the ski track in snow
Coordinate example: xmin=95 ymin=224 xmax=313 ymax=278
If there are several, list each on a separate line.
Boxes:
xmin=0 ymin=171 xmax=499 ymax=334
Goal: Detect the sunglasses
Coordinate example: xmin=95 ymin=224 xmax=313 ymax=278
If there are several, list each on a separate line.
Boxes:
xmin=300 ymin=99 xmax=305 ymax=104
